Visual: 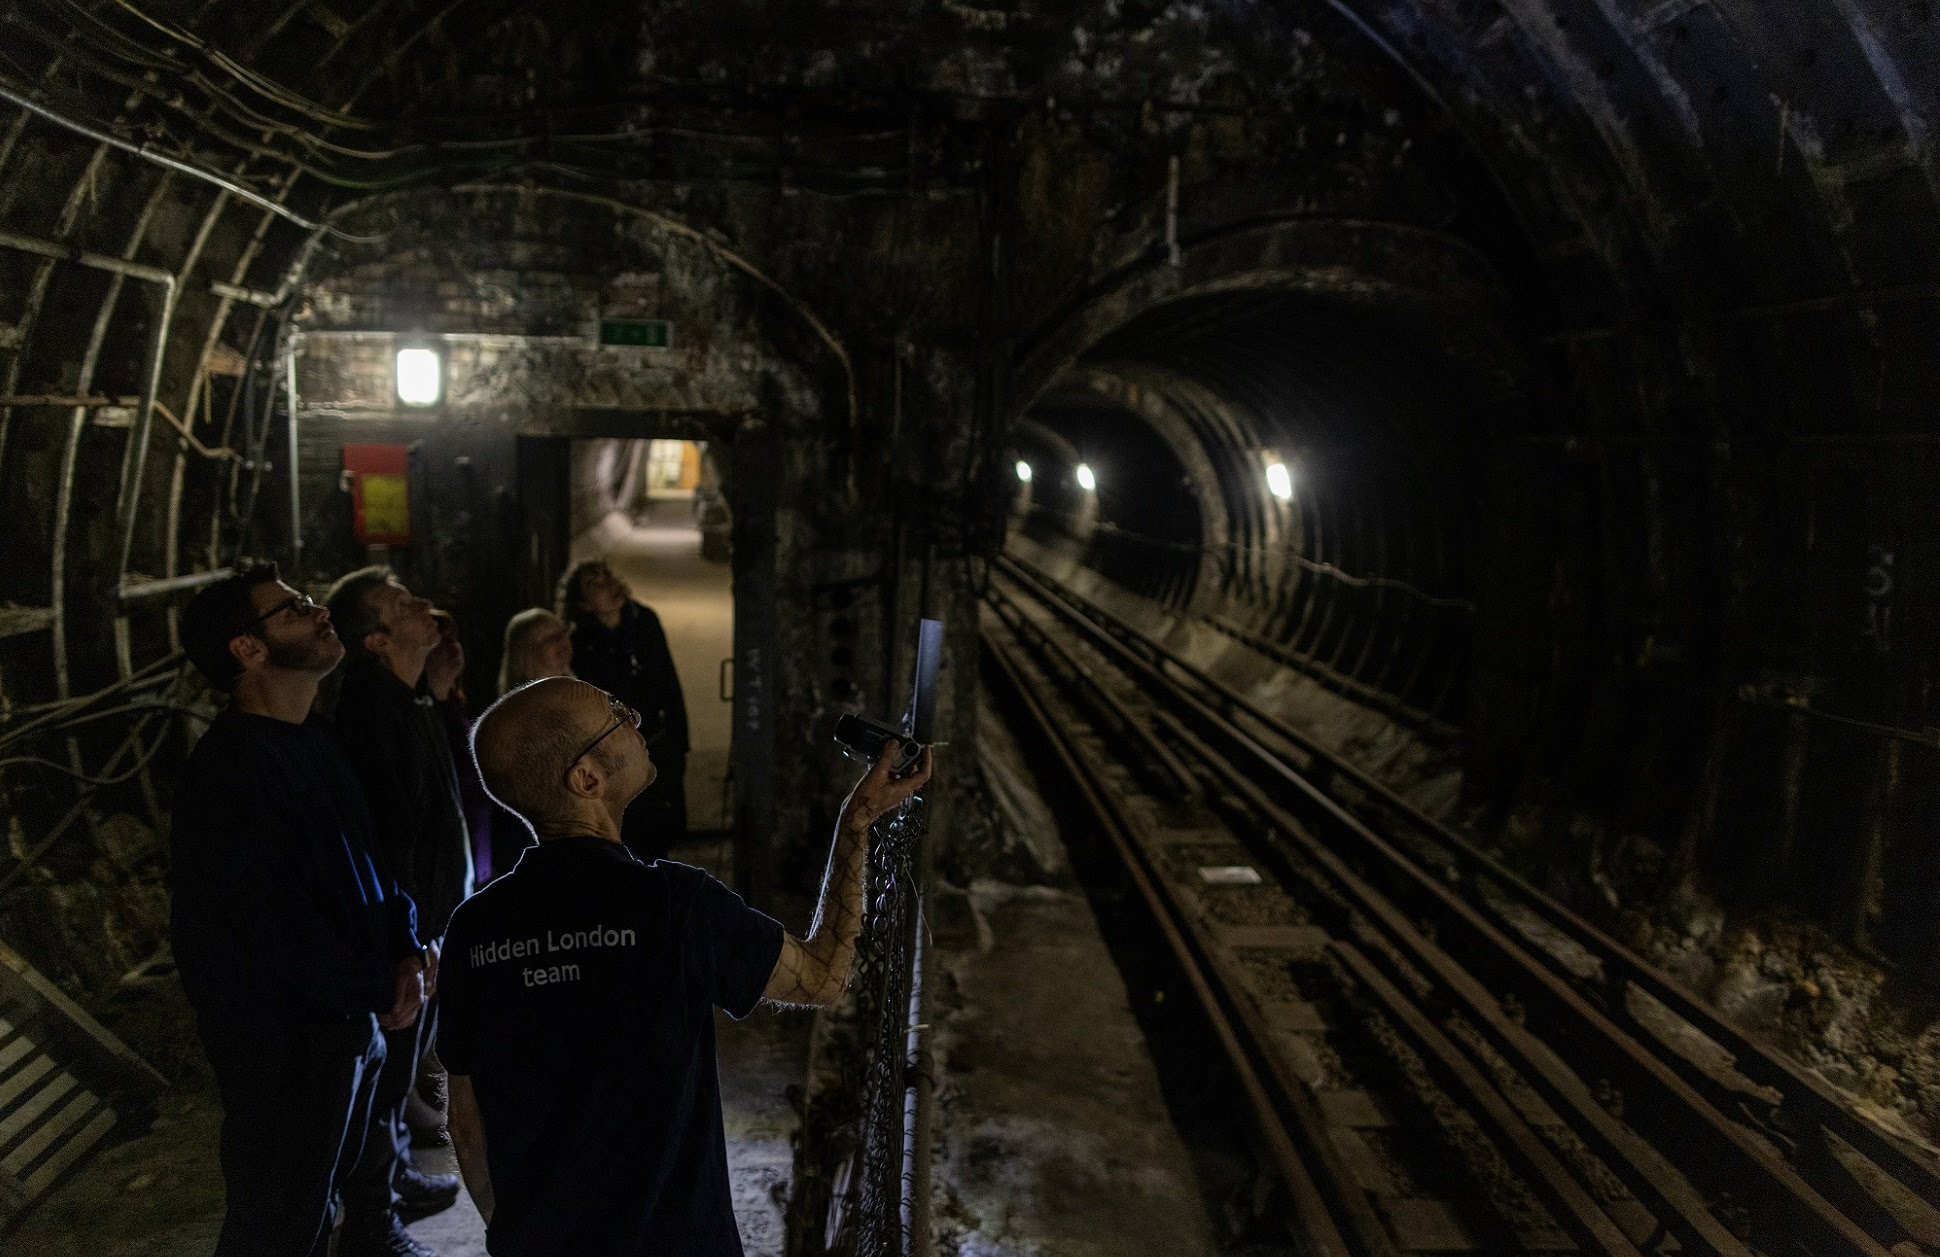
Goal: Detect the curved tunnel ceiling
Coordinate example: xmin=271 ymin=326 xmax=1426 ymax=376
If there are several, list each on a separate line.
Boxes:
xmin=1019 ymin=291 xmax=1487 ymax=728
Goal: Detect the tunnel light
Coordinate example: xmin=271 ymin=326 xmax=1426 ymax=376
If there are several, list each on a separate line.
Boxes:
xmin=395 ymin=347 xmax=442 ymax=407
xmin=1265 ymin=461 xmax=1294 ymax=502
xmin=1016 ymin=460 xmax=1033 ymax=483
xmin=1075 ymin=463 xmax=1097 ymax=492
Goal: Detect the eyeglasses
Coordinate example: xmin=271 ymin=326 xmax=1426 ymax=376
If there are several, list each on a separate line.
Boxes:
xmin=562 ymin=693 xmax=640 ymax=786
xmin=253 ymin=592 xmax=320 ymax=624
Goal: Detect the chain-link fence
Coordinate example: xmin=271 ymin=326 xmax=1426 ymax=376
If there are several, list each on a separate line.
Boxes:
xmin=839 ymin=798 xmax=927 ymax=1257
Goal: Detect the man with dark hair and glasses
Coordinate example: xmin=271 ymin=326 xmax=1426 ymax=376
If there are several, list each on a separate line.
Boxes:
xmin=324 ymin=565 xmax=475 ymax=1255
xmin=437 ymin=676 xmax=930 ymax=1255
xmin=174 ymin=564 xmax=428 ymax=1257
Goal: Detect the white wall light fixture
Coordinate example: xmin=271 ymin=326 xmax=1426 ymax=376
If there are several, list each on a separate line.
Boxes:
xmin=1075 ymin=462 xmax=1097 ymax=492
xmin=1265 ymin=460 xmax=1294 ymax=502
xmin=1016 ymin=460 xmax=1033 ymax=483
xmin=395 ymin=346 xmax=442 ymax=407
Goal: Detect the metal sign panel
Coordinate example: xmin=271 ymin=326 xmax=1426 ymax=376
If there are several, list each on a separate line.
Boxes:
xmin=597 ymin=318 xmax=672 ymax=348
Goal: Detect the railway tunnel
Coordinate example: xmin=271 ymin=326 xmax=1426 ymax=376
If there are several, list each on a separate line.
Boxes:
xmin=0 ymin=0 xmax=1937 ymax=1253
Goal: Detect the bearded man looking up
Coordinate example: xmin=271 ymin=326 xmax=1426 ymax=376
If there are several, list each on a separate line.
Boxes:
xmin=440 ymin=677 xmax=931 ymax=1256
xmin=174 ymin=564 xmax=427 ymax=1257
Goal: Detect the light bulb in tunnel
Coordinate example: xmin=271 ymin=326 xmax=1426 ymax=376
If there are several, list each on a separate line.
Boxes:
xmin=1265 ymin=461 xmax=1294 ymax=502
xmin=1016 ymin=460 xmax=1033 ymax=483
xmin=1076 ymin=463 xmax=1097 ymax=492
xmin=396 ymin=347 xmax=442 ymax=406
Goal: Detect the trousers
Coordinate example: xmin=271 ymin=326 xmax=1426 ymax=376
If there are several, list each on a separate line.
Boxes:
xmin=342 ymin=992 xmax=439 ymax=1231
xmin=206 ymin=1013 xmax=386 ymax=1257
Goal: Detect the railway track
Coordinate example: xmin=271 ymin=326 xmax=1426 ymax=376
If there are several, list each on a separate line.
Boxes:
xmin=981 ymin=552 xmax=1940 ymax=1257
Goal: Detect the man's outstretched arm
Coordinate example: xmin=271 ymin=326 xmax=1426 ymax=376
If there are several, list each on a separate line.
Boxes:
xmin=763 ymin=743 xmax=932 ymax=1007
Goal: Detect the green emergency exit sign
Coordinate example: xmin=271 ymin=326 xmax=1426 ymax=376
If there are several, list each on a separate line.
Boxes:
xmin=598 ymin=318 xmax=672 ymax=348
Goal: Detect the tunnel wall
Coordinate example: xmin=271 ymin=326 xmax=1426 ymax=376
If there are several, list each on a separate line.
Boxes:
xmin=0 ymin=0 xmax=1935 ymax=1133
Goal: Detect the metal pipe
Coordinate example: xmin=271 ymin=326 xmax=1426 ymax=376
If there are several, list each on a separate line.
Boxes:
xmin=899 ymin=901 xmax=934 ymax=1257
xmin=0 ymin=146 xmax=110 ymax=501
xmin=161 ymin=181 xmax=240 ymax=654
xmin=0 ymin=227 xmax=175 ymax=285
xmin=0 ymin=394 xmax=139 ymax=407
xmin=47 ymin=216 xmax=174 ymax=697
xmin=209 ymin=279 xmax=283 ymax=307
xmin=116 ymin=278 xmax=178 ymax=584
xmin=117 ymin=568 xmax=236 ymax=602
xmin=0 ymin=230 xmax=181 ymax=600
xmin=0 ymin=228 xmax=292 ymax=312
xmin=1165 ymin=154 xmax=1181 ymax=267
xmin=0 ymin=84 xmax=350 ymax=238
xmin=285 ymin=337 xmax=301 ymax=579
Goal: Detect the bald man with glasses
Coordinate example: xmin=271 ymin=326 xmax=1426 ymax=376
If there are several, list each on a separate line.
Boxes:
xmin=438 ymin=676 xmax=930 ymax=1256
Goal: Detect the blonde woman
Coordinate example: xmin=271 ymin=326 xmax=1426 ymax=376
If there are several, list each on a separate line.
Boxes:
xmin=497 ymin=608 xmax=574 ymax=695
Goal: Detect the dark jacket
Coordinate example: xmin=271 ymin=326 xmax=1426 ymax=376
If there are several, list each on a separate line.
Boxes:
xmin=170 ymin=708 xmax=421 ymax=1030
xmin=333 ymin=658 xmax=475 ymax=939
xmin=438 ymin=695 xmax=497 ymax=884
xmin=570 ymin=601 xmax=689 ymax=760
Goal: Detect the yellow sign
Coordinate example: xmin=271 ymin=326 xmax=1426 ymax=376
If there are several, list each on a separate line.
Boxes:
xmin=361 ymin=473 xmax=409 ymax=539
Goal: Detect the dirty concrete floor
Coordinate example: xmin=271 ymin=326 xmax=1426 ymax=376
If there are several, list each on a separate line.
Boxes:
xmin=2 ymin=837 xmax=807 ymax=1256
xmin=929 ymin=878 xmax=1223 ymax=1257
xmin=574 ymin=500 xmax=735 ymax=831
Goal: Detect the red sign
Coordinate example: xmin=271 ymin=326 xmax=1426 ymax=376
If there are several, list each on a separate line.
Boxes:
xmin=343 ymin=444 xmax=410 ymax=546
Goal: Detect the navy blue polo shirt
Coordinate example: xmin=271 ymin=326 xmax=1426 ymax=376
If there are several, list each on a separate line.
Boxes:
xmin=438 ymin=836 xmax=785 ymax=1257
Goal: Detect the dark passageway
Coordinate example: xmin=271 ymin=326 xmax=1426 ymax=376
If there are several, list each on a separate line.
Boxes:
xmin=0 ymin=0 xmax=1937 ymax=1253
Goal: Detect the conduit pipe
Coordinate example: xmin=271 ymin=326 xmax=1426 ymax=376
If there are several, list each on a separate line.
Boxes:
xmin=0 ymin=227 xmax=174 ymax=285
xmin=115 ymin=279 xmax=177 ymax=585
xmin=0 ymin=83 xmax=376 ymax=240
xmin=0 ymin=225 xmax=176 ymax=697
xmin=285 ymin=338 xmax=301 ymax=578
xmin=0 ymin=233 xmax=181 ymax=567
xmin=899 ymin=901 xmax=934 ymax=1257
xmin=117 ymin=568 xmax=236 ymax=603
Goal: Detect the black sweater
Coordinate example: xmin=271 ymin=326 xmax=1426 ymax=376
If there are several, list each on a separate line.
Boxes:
xmin=333 ymin=659 xmax=475 ymax=939
xmin=170 ymin=708 xmax=421 ymax=1030
xmin=570 ymin=602 xmax=690 ymax=759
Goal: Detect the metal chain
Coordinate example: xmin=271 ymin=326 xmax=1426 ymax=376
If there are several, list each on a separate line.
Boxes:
xmin=846 ymin=798 xmax=926 ymax=1257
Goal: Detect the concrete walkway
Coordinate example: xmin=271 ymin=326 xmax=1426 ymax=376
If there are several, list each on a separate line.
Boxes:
xmin=925 ymin=683 xmax=1222 ymax=1257
xmin=573 ymin=500 xmax=735 ymax=831
xmin=929 ymin=880 xmax=1223 ymax=1257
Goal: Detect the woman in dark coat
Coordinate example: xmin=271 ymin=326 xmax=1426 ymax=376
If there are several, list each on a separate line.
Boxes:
xmin=557 ymin=558 xmax=690 ymax=862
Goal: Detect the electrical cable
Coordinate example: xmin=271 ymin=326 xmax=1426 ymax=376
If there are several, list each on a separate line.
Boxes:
xmin=103 ymin=0 xmax=380 ymax=131
xmin=0 ymin=699 xmax=204 ymax=754
xmin=0 ymin=81 xmax=382 ymax=240
xmin=0 ymin=653 xmax=186 ymax=745
xmin=0 ymin=716 xmax=176 ymax=786
xmin=7 ymin=2 xmax=958 ymax=203
xmin=1024 ymin=504 xmax=1478 ymax=611
xmin=0 ymin=709 xmax=180 ymax=898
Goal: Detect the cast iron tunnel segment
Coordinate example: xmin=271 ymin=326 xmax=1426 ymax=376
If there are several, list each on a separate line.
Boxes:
xmin=981 ymin=552 xmax=1940 ymax=1256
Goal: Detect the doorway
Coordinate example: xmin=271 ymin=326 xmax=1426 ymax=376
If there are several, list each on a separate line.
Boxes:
xmin=564 ymin=437 xmax=735 ymax=834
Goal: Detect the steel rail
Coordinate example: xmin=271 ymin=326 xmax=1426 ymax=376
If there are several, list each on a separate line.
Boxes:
xmin=992 ymin=558 xmax=1908 ymax=1257
xmin=1000 ymin=551 xmax=1940 ymax=1203
xmin=989 ymin=584 xmax=1654 ymax=1257
xmin=983 ymin=610 xmax=1356 ymax=1257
